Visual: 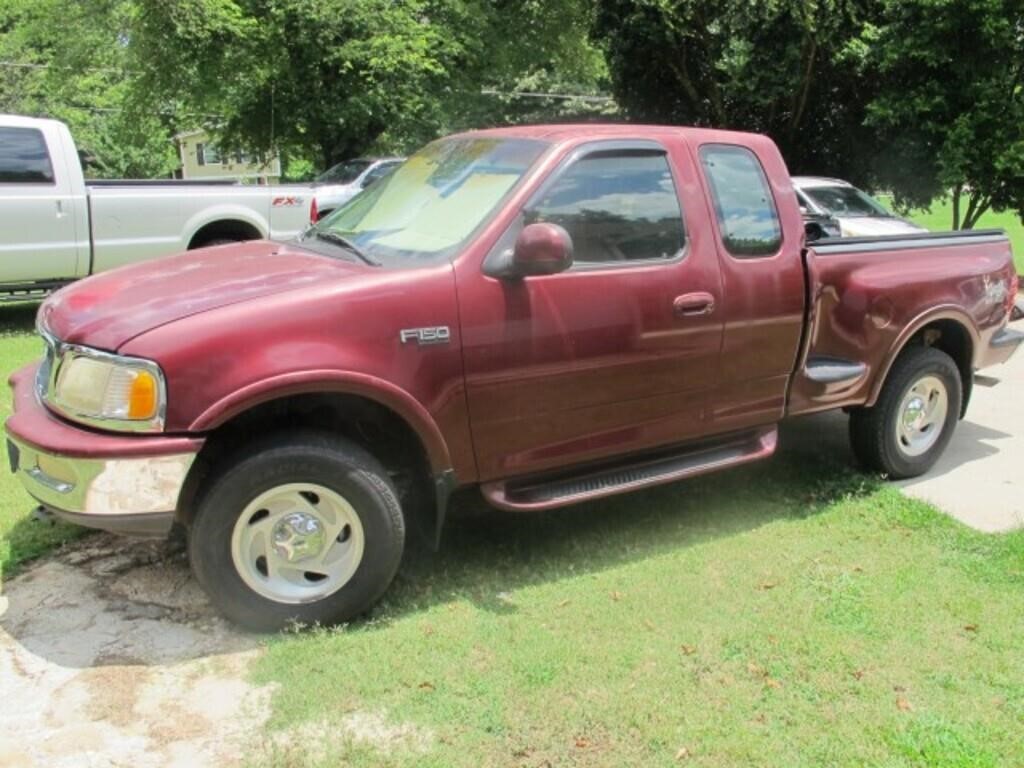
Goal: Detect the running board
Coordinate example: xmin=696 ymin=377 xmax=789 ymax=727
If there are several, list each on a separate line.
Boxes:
xmin=482 ymin=427 xmax=778 ymax=512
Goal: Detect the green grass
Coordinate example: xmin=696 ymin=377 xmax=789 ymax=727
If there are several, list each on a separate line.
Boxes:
xmin=903 ymin=197 xmax=1024 ymax=272
xmin=247 ymin=450 xmax=1024 ymax=768
xmin=0 ymin=303 xmax=83 ymax=584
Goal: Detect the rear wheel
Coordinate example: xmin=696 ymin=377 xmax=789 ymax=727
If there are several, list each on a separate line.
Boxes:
xmin=849 ymin=346 xmax=962 ymax=479
xmin=189 ymin=432 xmax=405 ymax=631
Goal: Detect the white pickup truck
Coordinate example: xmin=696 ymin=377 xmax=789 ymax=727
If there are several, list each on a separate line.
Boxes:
xmin=0 ymin=115 xmax=315 ymax=299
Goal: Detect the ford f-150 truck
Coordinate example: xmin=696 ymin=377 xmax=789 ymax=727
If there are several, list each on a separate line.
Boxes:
xmin=0 ymin=114 xmax=315 ymax=300
xmin=6 ymin=124 xmax=1022 ymax=630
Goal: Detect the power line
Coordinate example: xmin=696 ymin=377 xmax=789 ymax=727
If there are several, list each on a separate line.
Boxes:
xmin=0 ymin=60 xmax=129 ymax=76
xmin=481 ymin=88 xmax=615 ymax=104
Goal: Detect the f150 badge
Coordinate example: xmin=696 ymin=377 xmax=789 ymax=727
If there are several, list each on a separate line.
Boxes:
xmin=400 ymin=326 xmax=451 ymax=346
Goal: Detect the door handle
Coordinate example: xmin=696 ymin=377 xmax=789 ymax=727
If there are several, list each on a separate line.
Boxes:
xmin=673 ymin=291 xmax=716 ymax=317
xmin=55 ymin=200 xmax=66 ymax=218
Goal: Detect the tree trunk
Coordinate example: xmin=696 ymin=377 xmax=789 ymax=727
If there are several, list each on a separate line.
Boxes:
xmin=951 ymin=183 xmax=962 ymax=230
xmin=961 ymin=193 xmax=992 ymax=230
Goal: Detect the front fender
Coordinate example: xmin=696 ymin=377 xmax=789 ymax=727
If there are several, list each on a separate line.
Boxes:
xmin=189 ymin=369 xmax=453 ymax=473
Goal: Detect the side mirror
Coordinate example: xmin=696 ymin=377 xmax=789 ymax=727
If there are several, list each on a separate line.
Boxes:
xmin=804 ymin=221 xmax=826 ymax=242
xmin=488 ymin=222 xmax=574 ymax=279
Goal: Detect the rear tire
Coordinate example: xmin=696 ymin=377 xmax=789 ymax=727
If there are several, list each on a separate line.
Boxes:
xmin=849 ymin=346 xmax=962 ymax=479
xmin=189 ymin=431 xmax=405 ymax=632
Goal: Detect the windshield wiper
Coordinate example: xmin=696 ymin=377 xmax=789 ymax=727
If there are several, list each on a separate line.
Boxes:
xmin=311 ymin=230 xmax=380 ymax=266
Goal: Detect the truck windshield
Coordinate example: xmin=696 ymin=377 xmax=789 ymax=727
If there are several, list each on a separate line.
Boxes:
xmin=311 ymin=137 xmax=549 ymax=266
xmin=803 ymin=186 xmax=893 ymax=218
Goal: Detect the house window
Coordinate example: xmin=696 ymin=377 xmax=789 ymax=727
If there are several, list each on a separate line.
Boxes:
xmin=196 ymin=142 xmax=222 ymax=166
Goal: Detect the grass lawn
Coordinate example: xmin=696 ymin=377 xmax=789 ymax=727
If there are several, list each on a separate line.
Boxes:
xmin=0 ymin=304 xmax=82 ymax=583
xmin=249 ymin=448 xmax=1024 ymax=768
xmin=903 ymin=197 xmax=1024 ymax=272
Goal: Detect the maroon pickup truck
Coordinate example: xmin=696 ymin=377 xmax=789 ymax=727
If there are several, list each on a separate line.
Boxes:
xmin=7 ymin=124 xmax=1021 ymax=630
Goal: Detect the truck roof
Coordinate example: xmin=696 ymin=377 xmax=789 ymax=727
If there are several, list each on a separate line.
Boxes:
xmin=451 ymin=122 xmax=771 ymax=146
xmin=0 ymin=114 xmax=66 ymax=130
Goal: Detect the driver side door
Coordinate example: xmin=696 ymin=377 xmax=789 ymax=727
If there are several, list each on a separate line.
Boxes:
xmin=456 ymin=139 xmax=724 ymax=481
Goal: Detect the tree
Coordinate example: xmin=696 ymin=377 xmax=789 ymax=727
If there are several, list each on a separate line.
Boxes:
xmin=592 ymin=0 xmax=883 ymax=183
xmin=866 ymin=0 xmax=1024 ymax=229
xmin=0 ymin=0 xmax=177 ymax=178
xmin=128 ymin=0 xmax=609 ymax=169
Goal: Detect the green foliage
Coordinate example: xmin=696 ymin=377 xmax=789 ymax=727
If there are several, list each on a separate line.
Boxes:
xmin=130 ymin=0 xmax=607 ymax=168
xmin=866 ymin=0 xmax=1024 ymax=229
xmin=593 ymin=0 xmax=883 ymax=182
xmin=0 ymin=0 xmax=177 ymax=178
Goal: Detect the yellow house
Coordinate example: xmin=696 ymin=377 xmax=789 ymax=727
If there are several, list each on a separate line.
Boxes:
xmin=173 ymin=129 xmax=281 ymax=183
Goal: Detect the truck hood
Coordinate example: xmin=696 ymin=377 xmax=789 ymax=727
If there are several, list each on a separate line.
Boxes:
xmin=40 ymin=240 xmax=365 ymax=351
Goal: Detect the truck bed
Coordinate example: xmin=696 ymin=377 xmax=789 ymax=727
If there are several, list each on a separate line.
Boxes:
xmin=788 ymin=229 xmax=1017 ymax=416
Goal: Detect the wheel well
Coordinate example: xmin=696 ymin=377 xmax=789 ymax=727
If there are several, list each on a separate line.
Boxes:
xmin=904 ymin=319 xmax=974 ymax=417
xmin=177 ymin=393 xmax=436 ymax=535
xmin=188 ymin=219 xmax=263 ymax=249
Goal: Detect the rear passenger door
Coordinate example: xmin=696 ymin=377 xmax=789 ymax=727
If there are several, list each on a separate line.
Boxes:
xmin=0 ymin=124 xmax=87 ymax=283
xmin=459 ymin=140 xmax=724 ymax=481
xmin=697 ymin=142 xmax=806 ymax=432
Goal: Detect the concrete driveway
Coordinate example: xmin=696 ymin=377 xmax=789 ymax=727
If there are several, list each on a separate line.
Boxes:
xmin=785 ymin=331 xmax=1024 ymax=533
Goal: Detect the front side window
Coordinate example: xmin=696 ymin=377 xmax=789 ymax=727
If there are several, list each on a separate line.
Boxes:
xmin=700 ymin=145 xmax=782 ymax=258
xmin=314 ymin=137 xmax=548 ymax=266
xmin=525 ymin=150 xmax=685 ymax=264
xmin=0 ymin=127 xmax=55 ymax=184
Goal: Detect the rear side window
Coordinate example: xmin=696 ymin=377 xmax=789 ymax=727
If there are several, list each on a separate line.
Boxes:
xmin=0 ymin=127 xmax=55 ymax=184
xmin=700 ymin=144 xmax=781 ymax=258
xmin=526 ymin=151 xmax=685 ymax=265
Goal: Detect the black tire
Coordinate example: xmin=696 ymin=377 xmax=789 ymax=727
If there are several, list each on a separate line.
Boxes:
xmin=849 ymin=346 xmax=962 ymax=479
xmin=189 ymin=431 xmax=405 ymax=632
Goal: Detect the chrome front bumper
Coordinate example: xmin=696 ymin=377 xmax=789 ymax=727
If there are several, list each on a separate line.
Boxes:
xmin=6 ymin=361 xmax=204 ymax=537
xmin=8 ymin=435 xmax=196 ymax=536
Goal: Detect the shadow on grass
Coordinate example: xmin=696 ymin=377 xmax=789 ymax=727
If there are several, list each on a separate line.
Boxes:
xmin=1 ymin=509 xmax=87 ymax=580
xmin=0 ymin=302 xmax=40 ymax=337
xmin=380 ymin=435 xmax=879 ymax=621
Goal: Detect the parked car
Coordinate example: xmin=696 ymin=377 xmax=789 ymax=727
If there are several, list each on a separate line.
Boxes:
xmin=801 ymin=210 xmax=841 ymax=241
xmin=7 ymin=124 xmax=1021 ymax=631
xmin=313 ymin=157 xmax=403 ymax=219
xmin=793 ymin=176 xmax=926 ymax=237
xmin=0 ymin=115 xmax=316 ymax=300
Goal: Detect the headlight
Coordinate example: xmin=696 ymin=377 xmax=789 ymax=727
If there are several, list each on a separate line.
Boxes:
xmin=38 ymin=332 xmax=166 ymax=433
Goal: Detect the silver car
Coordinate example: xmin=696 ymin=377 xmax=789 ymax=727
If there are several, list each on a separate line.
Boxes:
xmin=313 ymin=157 xmax=403 ymax=219
xmin=793 ymin=176 xmax=926 ymax=238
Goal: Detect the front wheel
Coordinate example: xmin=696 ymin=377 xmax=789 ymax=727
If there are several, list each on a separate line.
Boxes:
xmin=849 ymin=346 xmax=962 ymax=479
xmin=189 ymin=432 xmax=405 ymax=631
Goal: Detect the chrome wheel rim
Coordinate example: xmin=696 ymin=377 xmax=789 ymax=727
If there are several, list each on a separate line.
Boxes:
xmin=895 ymin=375 xmax=948 ymax=458
xmin=230 ymin=483 xmax=365 ymax=604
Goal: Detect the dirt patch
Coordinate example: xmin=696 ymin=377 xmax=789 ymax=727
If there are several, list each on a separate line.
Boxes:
xmin=0 ymin=533 xmax=273 ymax=768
